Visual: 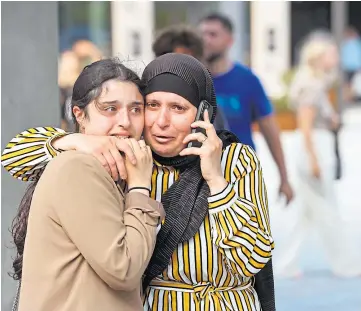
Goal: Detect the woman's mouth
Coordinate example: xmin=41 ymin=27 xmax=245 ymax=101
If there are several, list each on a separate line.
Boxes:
xmin=153 ymin=135 xmax=174 ymax=144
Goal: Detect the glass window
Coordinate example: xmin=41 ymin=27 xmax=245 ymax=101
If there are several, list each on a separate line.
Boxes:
xmin=58 ymin=1 xmax=112 ymax=57
xmin=58 ymin=1 xmax=112 ymax=131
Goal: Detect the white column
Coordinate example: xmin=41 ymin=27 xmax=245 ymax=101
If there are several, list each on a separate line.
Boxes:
xmin=331 ymin=1 xmax=348 ymax=113
xmin=250 ymin=1 xmax=290 ymax=98
xmin=111 ymin=0 xmax=154 ymax=72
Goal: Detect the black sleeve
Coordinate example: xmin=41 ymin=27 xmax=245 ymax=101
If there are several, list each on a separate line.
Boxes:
xmin=254 ymin=259 xmax=276 ymax=311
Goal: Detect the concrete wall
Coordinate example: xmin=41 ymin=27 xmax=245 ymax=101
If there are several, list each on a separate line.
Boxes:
xmin=1 ymin=2 xmax=59 ymax=309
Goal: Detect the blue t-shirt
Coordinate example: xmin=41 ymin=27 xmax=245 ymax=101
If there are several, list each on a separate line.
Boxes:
xmin=341 ymin=38 xmax=361 ymax=72
xmin=213 ymin=63 xmax=273 ymax=149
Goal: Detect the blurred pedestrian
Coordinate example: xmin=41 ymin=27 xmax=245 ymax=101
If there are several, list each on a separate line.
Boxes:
xmin=152 ymin=24 xmax=229 ymax=131
xmin=72 ymin=39 xmax=103 ymax=68
xmin=152 ymin=24 xmax=204 ymax=61
xmin=199 ymin=13 xmax=294 ymax=205
xmin=341 ymin=26 xmax=361 ymax=100
xmin=58 ymin=50 xmax=81 ymax=131
xmin=341 ymin=27 xmax=361 ymax=103
xmin=279 ymin=31 xmax=361 ymax=278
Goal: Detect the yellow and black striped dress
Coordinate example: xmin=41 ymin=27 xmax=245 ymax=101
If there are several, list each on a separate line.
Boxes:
xmin=1 ymin=127 xmax=274 ymax=311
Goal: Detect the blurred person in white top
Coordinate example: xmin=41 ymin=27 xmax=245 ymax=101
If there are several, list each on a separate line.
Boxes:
xmin=276 ymin=31 xmax=361 ymax=278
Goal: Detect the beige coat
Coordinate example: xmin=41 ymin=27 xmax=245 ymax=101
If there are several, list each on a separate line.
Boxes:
xmin=18 ymin=151 xmax=164 ymax=311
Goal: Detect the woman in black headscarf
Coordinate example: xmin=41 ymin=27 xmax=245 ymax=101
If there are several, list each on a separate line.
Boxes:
xmin=139 ymin=53 xmax=274 ymax=311
xmin=2 ymin=54 xmax=275 ymax=311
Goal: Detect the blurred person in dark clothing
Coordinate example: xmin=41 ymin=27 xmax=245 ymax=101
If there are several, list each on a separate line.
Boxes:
xmin=152 ymin=25 xmax=204 ymax=61
xmin=152 ymin=25 xmax=228 ymax=131
xmin=199 ymin=13 xmax=293 ymax=205
xmin=341 ymin=27 xmax=361 ymax=102
xmin=58 ymin=50 xmax=82 ymax=131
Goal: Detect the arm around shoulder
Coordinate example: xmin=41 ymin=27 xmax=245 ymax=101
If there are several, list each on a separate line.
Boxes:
xmin=1 ymin=127 xmax=68 ymax=181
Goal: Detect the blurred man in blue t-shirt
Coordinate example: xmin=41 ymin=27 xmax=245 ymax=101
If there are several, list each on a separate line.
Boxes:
xmin=341 ymin=27 xmax=361 ymax=83
xmin=199 ymin=13 xmax=293 ymax=204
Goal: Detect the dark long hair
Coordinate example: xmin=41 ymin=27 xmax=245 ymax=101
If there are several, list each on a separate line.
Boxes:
xmin=10 ymin=174 xmax=42 ymax=280
xmin=10 ymin=58 xmax=144 ymax=280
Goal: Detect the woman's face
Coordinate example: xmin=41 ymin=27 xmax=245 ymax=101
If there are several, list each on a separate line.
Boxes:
xmin=144 ymin=92 xmax=197 ymax=157
xmin=73 ymin=79 xmax=144 ymax=140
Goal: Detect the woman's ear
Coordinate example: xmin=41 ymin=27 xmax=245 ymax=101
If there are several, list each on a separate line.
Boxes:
xmin=73 ymin=106 xmax=85 ymax=124
xmin=73 ymin=106 xmax=86 ymax=132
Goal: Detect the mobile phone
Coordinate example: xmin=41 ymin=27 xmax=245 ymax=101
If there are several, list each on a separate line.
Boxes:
xmin=187 ymin=100 xmax=214 ymax=148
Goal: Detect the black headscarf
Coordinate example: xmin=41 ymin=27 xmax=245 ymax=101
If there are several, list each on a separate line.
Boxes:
xmin=141 ymin=54 xmax=275 ymax=311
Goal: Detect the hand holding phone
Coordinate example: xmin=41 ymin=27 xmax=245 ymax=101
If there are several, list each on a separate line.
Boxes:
xmin=180 ymin=102 xmax=226 ymax=192
xmin=187 ymin=100 xmax=214 ymax=148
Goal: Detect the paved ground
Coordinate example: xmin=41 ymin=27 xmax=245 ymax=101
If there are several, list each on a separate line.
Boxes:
xmin=253 ymin=106 xmax=361 ymax=311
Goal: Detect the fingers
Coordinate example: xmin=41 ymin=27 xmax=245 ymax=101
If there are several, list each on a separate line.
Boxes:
xmin=279 ymin=189 xmax=291 ymax=206
xmin=109 ymin=146 xmax=127 ymax=180
xmin=191 ymin=120 xmax=218 ymax=141
xmin=146 ymin=145 xmax=152 ymax=158
xmin=128 ymin=138 xmax=141 ymax=155
xmin=138 ymin=139 xmax=146 ymax=147
xmin=182 ymin=132 xmax=208 ymax=145
xmin=114 ymin=138 xmax=136 ymax=165
xmin=95 ymin=153 xmax=112 ymax=178
xmin=102 ymin=150 xmax=119 ymax=181
xmin=179 ymin=147 xmax=203 ymax=157
xmin=203 ymin=109 xmax=210 ymax=123
xmin=286 ymin=197 xmax=292 ymax=205
xmin=138 ymin=139 xmax=147 ymax=151
xmin=183 ymin=129 xmax=222 ymax=156
xmin=138 ymin=140 xmax=152 ymax=161
xmin=192 ymin=107 xmax=211 ymax=129
xmin=130 ymin=139 xmax=150 ymax=158
xmin=191 ymin=120 xmax=212 ymax=130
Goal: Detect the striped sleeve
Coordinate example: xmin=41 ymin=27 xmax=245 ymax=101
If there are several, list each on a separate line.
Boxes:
xmin=208 ymin=143 xmax=274 ymax=277
xmin=1 ymin=127 xmax=68 ymax=181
